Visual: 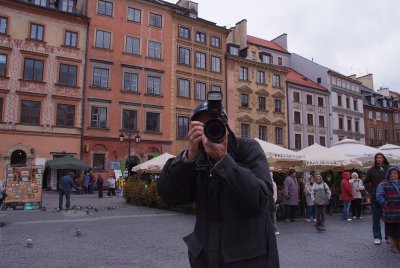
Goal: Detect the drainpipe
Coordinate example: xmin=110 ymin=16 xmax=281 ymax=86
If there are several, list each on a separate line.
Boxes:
xmin=80 ymin=0 xmax=90 ymax=160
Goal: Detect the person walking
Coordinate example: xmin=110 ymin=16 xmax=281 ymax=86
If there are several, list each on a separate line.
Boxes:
xmin=158 ymin=97 xmax=279 ymax=267
xmin=82 ymin=173 xmax=90 ymax=194
xmin=364 ymin=152 xmax=390 ymax=245
xmin=117 ymin=176 xmax=125 ymax=197
xmin=283 ymin=169 xmax=299 ymax=222
xmin=271 ymin=172 xmax=280 ymax=235
xmin=311 ymin=173 xmax=331 ymax=231
xmin=376 ymin=166 xmax=400 ymax=253
xmin=58 ymin=171 xmax=78 ymax=211
xmin=304 ymin=174 xmax=316 ymax=222
xmin=341 ymin=171 xmax=353 ymax=221
xmin=106 ymin=175 xmax=116 ymax=198
xmin=349 ymin=172 xmax=365 ymax=219
xmin=96 ymin=174 xmax=104 ymax=198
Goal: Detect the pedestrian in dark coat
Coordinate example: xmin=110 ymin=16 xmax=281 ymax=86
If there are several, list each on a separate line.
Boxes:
xmin=96 ymin=174 xmax=104 ymax=198
xmin=59 ymin=171 xmax=78 ymax=210
xmin=158 ymin=99 xmax=279 ymax=268
xmin=283 ymin=169 xmax=299 ymax=222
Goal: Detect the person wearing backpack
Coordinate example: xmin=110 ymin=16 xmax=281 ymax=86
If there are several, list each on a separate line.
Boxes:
xmin=311 ymin=173 xmax=331 ymax=231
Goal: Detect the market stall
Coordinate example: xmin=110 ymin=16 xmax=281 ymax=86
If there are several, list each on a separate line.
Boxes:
xmin=4 ymin=165 xmax=44 ymax=209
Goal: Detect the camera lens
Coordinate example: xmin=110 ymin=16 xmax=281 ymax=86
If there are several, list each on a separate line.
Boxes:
xmin=204 ymin=119 xmax=226 ymax=143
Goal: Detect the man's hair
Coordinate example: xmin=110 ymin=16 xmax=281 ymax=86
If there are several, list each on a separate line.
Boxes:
xmin=288 ymin=169 xmax=296 ymax=176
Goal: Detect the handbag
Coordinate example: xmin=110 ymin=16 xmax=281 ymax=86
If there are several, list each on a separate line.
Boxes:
xmin=360 ymin=189 xmax=369 ymax=197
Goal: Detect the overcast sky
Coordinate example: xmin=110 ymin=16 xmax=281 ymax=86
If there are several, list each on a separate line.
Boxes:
xmin=168 ymin=0 xmax=400 ymax=91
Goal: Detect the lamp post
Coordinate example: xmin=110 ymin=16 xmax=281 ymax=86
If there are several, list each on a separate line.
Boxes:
xmin=119 ymin=130 xmax=141 ymax=157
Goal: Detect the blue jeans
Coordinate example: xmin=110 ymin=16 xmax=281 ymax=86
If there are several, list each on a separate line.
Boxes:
xmin=306 ymin=205 xmax=315 ymax=219
xmin=371 ymin=200 xmax=387 ymax=240
xmin=342 ymin=201 xmax=351 ymax=220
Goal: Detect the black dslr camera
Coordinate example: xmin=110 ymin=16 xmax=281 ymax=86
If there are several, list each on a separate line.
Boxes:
xmin=203 ymin=91 xmax=226 ymax=143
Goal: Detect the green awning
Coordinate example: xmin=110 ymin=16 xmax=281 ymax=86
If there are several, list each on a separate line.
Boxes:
xmin=45 ymin=156 xmax=91 ymax=171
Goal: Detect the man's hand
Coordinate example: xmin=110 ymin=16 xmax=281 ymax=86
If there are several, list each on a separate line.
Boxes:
xmin=202 ymin=130 xmax=228 ymax=161
xmin=187 ymin=121 xmax=204 ymax=161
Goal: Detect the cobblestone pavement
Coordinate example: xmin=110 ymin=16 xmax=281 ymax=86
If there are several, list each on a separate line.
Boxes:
xmin=1 ymin=192 xmax=400 ymax=268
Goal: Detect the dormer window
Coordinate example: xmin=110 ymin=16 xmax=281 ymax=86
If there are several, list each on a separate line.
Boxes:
xmin=260 ymin=52 xmax=272 ymax=64
xmin=382 ymin=99 xmax=387 ymax=107
xmin=370 ymin=97 xmax=375 ymax=105
xmin=228 ymin=44 xmax=239 ymax=56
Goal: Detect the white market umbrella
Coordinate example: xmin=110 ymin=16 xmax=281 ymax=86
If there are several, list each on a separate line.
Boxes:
xmin=379 ymin=144 xmax=400 ymax=158
xmin=132 ymin=153 xmax=175 ymax=173
xmin=298 ymin=143 xmax=362 ymax=171
xmin=255 ymin=138 xmax=305 ymax=168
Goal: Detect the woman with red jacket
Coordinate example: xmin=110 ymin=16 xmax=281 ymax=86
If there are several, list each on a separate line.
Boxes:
xmin=341 ymin=172 xmax=354 ymax=221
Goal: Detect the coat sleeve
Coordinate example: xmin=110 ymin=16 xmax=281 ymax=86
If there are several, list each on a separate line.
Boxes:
xmin=283 ymin=178 xmax=290 ymax=199
xmin=310 ymin=185 xmax=315 ymax=201
xmin=376 ymin=184 xmax=386 ymax=206
xmin=325 ymin=183 xmax=332 ymax=200
xmin=212 ymin=139 xmax=270 ymax=217
xmin=157 ymin=151 xmax=197 ymax=206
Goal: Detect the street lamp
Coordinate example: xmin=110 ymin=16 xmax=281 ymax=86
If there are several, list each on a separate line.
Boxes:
xmin=119 ymin=131 xmax=141 ymax=157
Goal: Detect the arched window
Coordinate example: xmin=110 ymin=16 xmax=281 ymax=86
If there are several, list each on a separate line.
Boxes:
xmin=10 ymin=150 xmax=27 ymax=166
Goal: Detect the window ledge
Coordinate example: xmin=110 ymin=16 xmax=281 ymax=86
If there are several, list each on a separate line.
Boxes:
xmin=60 ymin=45 xmax=80 ymax=50
xmin=177 ymin=95 xmax=191 ymax=99
xmin=145 ymin=56 xmax=164 ymax=62
xmin=256 ymin=109 xmax=269 ymax=113
xmin=144 ymin=93 xmax=163 ymax=98
xmin=90 ymin=85 xmax=111 ymax=91
xmin=0 ymin=76 xmax=10 ymax=80
xmin=87 ymin=127 xmax=110 ymax=130
xmin=25 ymin=38 xmax=47 ymax=44
xmin=16 ymin=123 xmax=43 ymax=127
xmin=256 ymin=82 xmax=267 ymax=86
xmin=96 ymin=13 xmax=114 ymax=18
xmin=55 ymin=83 xmax=80 ymax=89
xmin=0 ymin=33 xmax=10 ymax=37
xmin=18 ymin=79 xmax=46 ymax=84
xmin=122 ymin=52 xmax=142 ymax=58
xmin=92 ymin=46 xmax=113 ymax=52
xmin=144 ymin=131 xmax=162 ymax=135
xmin=272 ymin=86 xmax=283 ymax=89
xmin=121 ymin=90 xmax=140 ymax=95
xmin=273 ymin=111 xmax=284 ymax=115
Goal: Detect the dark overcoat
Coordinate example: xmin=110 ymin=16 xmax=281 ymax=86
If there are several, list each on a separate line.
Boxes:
xmin=158 ymin=138 xmax=279 ymax=268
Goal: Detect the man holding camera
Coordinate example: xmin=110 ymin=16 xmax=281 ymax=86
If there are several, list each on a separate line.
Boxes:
xmin=158 ymin=92 xmax=279 ymax=268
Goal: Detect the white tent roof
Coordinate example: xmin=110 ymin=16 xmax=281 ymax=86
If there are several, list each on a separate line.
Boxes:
xmin=255 ymin=138 xmax=305 ymax=168
xmin=298 ymin=143 xmax=361 ymax=171
xmin=330 ymin=139 xmax=381 ymax=158
xmin=132 ymin=153 xmax=175 ymax=173
xmin=379 ymin=144 xmax=400 ymax=150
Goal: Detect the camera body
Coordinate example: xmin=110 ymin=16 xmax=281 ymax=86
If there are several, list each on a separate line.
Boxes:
xmin=203 ymin=91 xmax=226 ymax=143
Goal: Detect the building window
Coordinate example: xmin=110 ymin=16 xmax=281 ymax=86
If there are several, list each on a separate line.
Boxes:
xmin=59 ymin=64 xmax=77 ymax=86
xmin=241 ymin=124 xmax=250 ymax=138
xmin=93 ymin=67 xmax=109 ymax=88
xmin=147 ymin=76 xmax=161 ymax=95
xmin=261 ymin=53 xmax=272 ymax=64
xmin=195 ymin=82 xmax=206 ymax=100
xmin=196 ymin=31 xmax=206 ymax=43
xmin=275 ymin=99 xmax=282 ymax=112
xmin=294 ymin=111 xmax=301 ymax=124
xmin=383 ymin=113 xmax=388 ymax=122
xmin=338 ymin=117 xmax=344 ymax=129
xmin=195 ymin=52 xmax=206 ymax=69
xmin=90 ymin=106 xmax=107 ymax=128
xmin=257 ymin=71 xmax=265 ymax=84
xmin=293 ymin=92 xmax=300 ymax=102
xmin=272 ymin=74 xmax=281 ymax=88
xmin=355 ymin=120 xmax=359 ymax=132
xmin=95 ymin=30 xmax=111 ymax=49
xmin=377 ymin=129 xmax=382 ymax=140
xmin=346 ymin=98 xmax=350 ymax=109
xmin=353 ymin=100 xmax=358 ymax=111
xmin=178 ymin=47 xmax=190 ymax=65
xmin=178 ymin=78 xmax=190 ymax=97
xmin=97 ymin=0 xmax=113 ymax=16
xmin=0 ymin=17 xmax=7 ymax=34
xmin=258 ymin=96 xmax=266 ymax=111
xmin=376 ymin=112 xmax=381 ymax=121
xmin=178 ymin=26 xmax=190 ymax=39
xmin=369 ymin=127 xmax=374 ymax=139
xmin=368 ymin=111 xmax=373 ymax=119
xmin=395 ymin=114 xmax=399 ymax=124
xmin=20 ymin=100 xmax=40 ymax=124
xmin=125 ymin=36 xmax=140 ymax=55
xmin=251 ymin=51 xmax=257 ymax=60
xmin=65 ymin=31 xmax=78 ymax=47
xmin=0 ymin=54 xmax=6 ymax=76
xmin=56 ymin=104 xmax=75 ymax=127
xmin=294 ymin=134 xmax=301 ymax=150
xmin=347 ymin=119 xmax=352 ymax=131
xmin=337 ymin=95 xmax=342 ymax=106
xmin=92 ymin=153 xmax=105 ymax=171
xmin=211 ymin=36 xmax=221 ymax=47
xmin=241 ymin=94 xmax=249 ymax=107
xmin=229 ymin=45 xmax=239 ymax=56
xmin=275 ymin=127 xmax=283 ymax=145
xmin=177 ymin=115 xmax=190 ymax=139
xmin=122 ymin=109 xmax=137 ymax=130
xmin=23 ymin=58 xmax=44 ymax=81
xmin=62 ymin=0 xmax=75 ymax=12
xmin=34 ymin=0 xmax=47 ymax=7
xmin=148 ymin=41 xmax=161 ymax=59
xmin=146 ymin=112 xmax=160 ymax=132
xmin=320 ymin=136 xmax=326 ymax=146
xmin=239 ymin=67 xmax=248 ymax=80
xmin=307 ymin=114 xmax=313 ymax=126
xmin=385 ymin=130 xmax=389 ymax=140
xmin=259 ymin=126 xmax=267 ymax=141
xmin=30 ymin=23 xmax=44 ymax=41
xmin=318 ymin=97 xmax=324 ymax=107
xmin=308 ymin=135 xmax=314 ymax=146
xmin=319 ymin=116 xmax=325 ymax=127
xmin=211 ymin=85 xmax=221 ymax=92
xmin=306 ymin=95 xmax=313 ymax=105
xmin=211 ymin=56 xmax=221 ymax=72
xmin=123 ymin=72 xmax=139 ymax=92
xmin=127 ymin=7 xmax=141 ymax=23
xmin=149 ymin=13 xmax=162 ymax=28
xmin=278 ymin=57 xmax=282 ymax=65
